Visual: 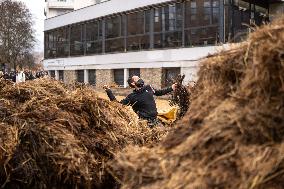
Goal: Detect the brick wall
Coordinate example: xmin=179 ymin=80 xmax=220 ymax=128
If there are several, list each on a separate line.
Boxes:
xmin=140 ymin=68 xmax=162 ymax=89
xmin=96 ymin=69 xmax=114 ymax=87
xmin=63 ymin=70 xmax=76 ymax=84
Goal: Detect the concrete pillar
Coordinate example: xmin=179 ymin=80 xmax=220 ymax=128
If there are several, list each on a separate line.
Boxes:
xmin=84 ymin=69 xmax=89 ymax=84
xmin=55 ymin=70 xmax=59 ymax=80
xmin=123 ymin=68 xmax=129 ymax=88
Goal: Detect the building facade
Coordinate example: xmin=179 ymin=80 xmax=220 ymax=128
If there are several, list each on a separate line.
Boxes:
xmin=44 ymin=0 xmax=284 ymax=88
xmin=45 ymin=0 xmax=74 ymax=19
xmin=45 ymin=0 xmax=109 ymax=18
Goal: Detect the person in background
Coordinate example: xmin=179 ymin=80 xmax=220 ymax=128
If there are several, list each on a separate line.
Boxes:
xmin=103 ymin=75 xmax=177 ymax=127
xmin=16 ymin=70 xmax=25 ymax=83
xmin=12 ymin=71 xmax=17 ymax=82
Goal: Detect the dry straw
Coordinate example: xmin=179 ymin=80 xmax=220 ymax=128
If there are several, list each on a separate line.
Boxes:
xmin=110 ymin=17 xmax=284 ymax=189
xmin=0 ymin=78 xmax=168 ymax=189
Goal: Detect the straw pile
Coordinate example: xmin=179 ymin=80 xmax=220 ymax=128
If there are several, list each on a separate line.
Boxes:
xmin=0 ymin=78 xmax=167 ymax=189
xmin=110 ymin=17 xmax=284 ymax=189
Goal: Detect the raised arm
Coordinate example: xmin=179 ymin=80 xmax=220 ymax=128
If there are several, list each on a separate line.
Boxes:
xmin=151 ymin=84 xmax=177 ymax=96
xmin=104 ymin=86 xmax=131 ymax=105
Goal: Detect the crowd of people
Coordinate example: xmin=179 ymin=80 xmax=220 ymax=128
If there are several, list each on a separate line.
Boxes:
xmin=0 ymin=70 xmax=48 ymax=82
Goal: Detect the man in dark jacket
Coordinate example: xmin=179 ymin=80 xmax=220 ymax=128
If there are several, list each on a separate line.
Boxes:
xmin=104 ymin=75 xmax=177 ymax=127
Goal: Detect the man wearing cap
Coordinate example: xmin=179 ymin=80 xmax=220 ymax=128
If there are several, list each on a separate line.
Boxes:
xmin=103 ymin=75 xmax=177 ymax=127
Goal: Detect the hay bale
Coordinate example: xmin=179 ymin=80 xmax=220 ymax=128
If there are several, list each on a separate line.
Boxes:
xmin=0 ymin=123 xmax=18 ymax=188
xmin=0 ymin=78 xmax=168 ymax=189
xmin=110 ymin=17 xmax=284 ymax=189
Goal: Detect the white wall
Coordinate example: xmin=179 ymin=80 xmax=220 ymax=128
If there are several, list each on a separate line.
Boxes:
xmin=47 ymin=9 xmax=73 ymax=18
xmin=44 ymin=46 xmax=224 ymax=71
xmin=45 ymin=0 xmax=74 ymax=18
xmin=45 ymin=0 xmax=172 ymax=31
xmin=74 ymin=0 xmax=95 ymax=10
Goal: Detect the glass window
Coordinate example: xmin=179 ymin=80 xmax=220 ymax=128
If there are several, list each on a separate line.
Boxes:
xmin=162 ymin=68 xmax=180 ymax=87
xmin=50 ymin=70 xmax=55 ymax=78
xmin=76 ymin=70 xmax=84 ymax=83
xmin=213 ymin=0 xmax=219 ymax=7
xmin=185 ymin=26 xmax=218 ymax=46
xmin=55 ymin=27 xmax=69 ymax=57
xmin=185 ymin=0 xmax=220 ymax=28
xmin=86 ymin=21 xmax=103 ymax=54
xmin=213 ymin=8 xmax=219 ymax=24
xmin=145 ymin=10 xmax=151 ymax=33
xmin=105 ymin=15 xmax=124 ymax=53
xmin=105 ymin=38 xmax=124 ymax=53
xmin=46 ymin=31 xmax=56 ymax=58
xmin=59 ymin=70 xmax=64 ymax=81
xmin=44 ymin=32 xmax=49 ymax=59
xmin=127 ymin=11 xmax=145 ymax=35
xmin=88 ymin=69 xmax=96 ymax=85
xmin=204 ymin=0 xmax=211 ymax=7
xmin=106 ymin=16 xmax=121 ymax=38
xmin=154 ymin=3 xmax=183 ymax=49
xmin=191 ymin=0 xmax=197 ymax=8
xmin=127 ymin=35 xmax=150 ymax=51
xmin=126 ymin=10 xmax=150 ymax=51
xmin=114 ymin=69 xmax=124 ymax=86
xmin=70 ymin=24 xmax=84 ymax=56
xmin=184 ymin=0 xmax=220 ymax=46
xmin=154 ymin=7 xmax=162 ymax=32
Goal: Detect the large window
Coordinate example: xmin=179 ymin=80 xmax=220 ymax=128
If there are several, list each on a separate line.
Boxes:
xmin=105 ymin=15 xmax=124 ymax=53
xmin=49 ymin=70 xmax=56 ymax=78
xmin=76 ymin=70 xmax=84 ymax=83
xmin=162 ymin=67 xmax=180 ymax=87
xmin=45 ymin=31 xmax=56 ymax=58
xmin=70 ymin=24 xmax=84 ymax=56
xmin=85 ymin=20 xmax=103 ymax=54
xmin=184 ymin=0 xmax=219 ymax=46
xmin=113 ymin=69 xmax=124 ymax=86
xmin=44 ymin=28 xmax=69 ymax=59
xmin=126 ymin=10 xmax=150 ymax=51
xmin=59 ymin=70 xmax=64 ymax=81
xmin=154 ymin=3 xmax=183 ymax=48
xmin=231 ymin=0 xmax=268 ymax=42
xmin=88 ymin=69 xmax=96 ymax=85
xmin=55 ymin=27 xmax=69 ymax=57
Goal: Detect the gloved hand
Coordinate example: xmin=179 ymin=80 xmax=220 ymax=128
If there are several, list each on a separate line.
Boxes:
xmin=103 ymin=85 xmax=110 ymax=91
xmin=172 ymin=83 xmax=178 ymax=91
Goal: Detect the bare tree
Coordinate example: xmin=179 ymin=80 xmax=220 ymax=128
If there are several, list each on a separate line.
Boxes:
xmin=0 ymin=0 xmax=35 ymax=71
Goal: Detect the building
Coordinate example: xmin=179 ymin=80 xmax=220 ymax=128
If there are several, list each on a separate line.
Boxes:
xmin=45 ymin=0 xmax=74 ymax=19
xmin=270 ymin=0 xmax=284 ymax=20
xmin=45 ymin=0 xmax=109 ymax=18
xmin=44 ymin=0 xmax=284 ymax=88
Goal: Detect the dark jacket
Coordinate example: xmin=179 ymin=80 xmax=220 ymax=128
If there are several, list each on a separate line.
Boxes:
xmin=106 ymin=85 xmax=173 ymax=120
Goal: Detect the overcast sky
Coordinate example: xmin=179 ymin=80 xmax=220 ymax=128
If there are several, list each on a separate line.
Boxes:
xmin=16 ymin=0 xmax=45 ymax=52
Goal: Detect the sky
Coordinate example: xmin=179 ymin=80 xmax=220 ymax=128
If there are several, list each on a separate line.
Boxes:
xmin=16 ymin=0 xmax=46 ymax=52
